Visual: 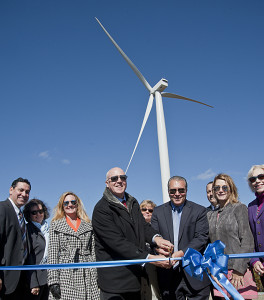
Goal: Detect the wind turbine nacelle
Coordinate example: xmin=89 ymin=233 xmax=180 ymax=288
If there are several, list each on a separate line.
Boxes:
xmin=151 ymin=79 xmax=168 ymax=94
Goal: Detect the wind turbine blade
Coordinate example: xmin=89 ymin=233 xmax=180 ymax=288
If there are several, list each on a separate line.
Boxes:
xmin=95 ymin=18 xmax=152 ymax=92
xmin=126 ymin=94 xmax=154 ymax=173
xmin=162 ymin=92 xmax=213 ymax=108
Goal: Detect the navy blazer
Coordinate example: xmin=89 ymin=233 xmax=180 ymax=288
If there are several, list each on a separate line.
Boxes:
xmin=151 ymin=200 xmax=211 ymax=290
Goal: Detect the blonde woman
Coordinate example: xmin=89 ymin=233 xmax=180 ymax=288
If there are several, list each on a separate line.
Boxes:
xmin=48 ymin=192 xmax=99 ymax=300
xmin=207 ymin=174 xmax=257 ymax=299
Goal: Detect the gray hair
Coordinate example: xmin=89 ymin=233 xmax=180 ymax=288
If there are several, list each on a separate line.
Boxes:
xmin=168 ymin=176 xmax=187 ymax=191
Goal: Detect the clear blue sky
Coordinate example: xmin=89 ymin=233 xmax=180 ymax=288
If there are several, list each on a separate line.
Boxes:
xmin=0 ymin=0 xmax=263 ymax=218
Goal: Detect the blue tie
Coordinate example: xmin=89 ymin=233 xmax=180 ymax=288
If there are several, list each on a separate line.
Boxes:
xmin=172 ymin=207 xmax=181 ymax=268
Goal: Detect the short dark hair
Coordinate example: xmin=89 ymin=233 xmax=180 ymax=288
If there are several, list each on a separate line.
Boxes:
xmin=11 ymin=177 xmax=31 ymax=190
xmin=168 ymin=176 xmax=188 ymax=191
xmin=23 ymin=198 xmax=50 ymax=222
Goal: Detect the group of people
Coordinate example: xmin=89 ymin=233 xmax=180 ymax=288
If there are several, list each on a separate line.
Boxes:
xmin=0 ymin=164 xmax=264 ymax=300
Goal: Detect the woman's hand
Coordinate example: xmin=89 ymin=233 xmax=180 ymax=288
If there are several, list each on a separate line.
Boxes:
xmin=211 ymin=275 xmax=223 ymax=288
xmin=253 ymin=261 xmax=264 ymax=276
xmin=31 ymin=287 xmax=40 ymax=296
xmin=230 ymin=270 xmax=244 ymax=289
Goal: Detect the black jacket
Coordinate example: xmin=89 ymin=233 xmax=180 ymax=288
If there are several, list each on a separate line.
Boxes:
xmin=92 ymin=188 xmax=158 ymax=293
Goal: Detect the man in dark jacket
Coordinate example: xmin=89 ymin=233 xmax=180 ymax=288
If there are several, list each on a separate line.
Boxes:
xmin=151 ymin=176 xmax=211 ymax=300
xmin=92 ymin=167 xmax=173 ymax=300
xmin=0 ymin=177 xmax=31 ymax=300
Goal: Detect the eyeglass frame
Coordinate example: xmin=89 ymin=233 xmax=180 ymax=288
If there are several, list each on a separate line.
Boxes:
xmin=30 ymin=209 xmax=44 ymax=215
xmin=141 ymin=208 xmax=154 ymax=213
xmin=63 ymin=200 xmax=77 ymax=207
xmin=108 ymin=175 xmax=128 ymax=182
xmin=213 ymin=185 xmax=229 ymax=192
xmin=248 ymin=174 xmax=264 ymax=184
xmin=169 ymin=188 xmax=186 ymax=195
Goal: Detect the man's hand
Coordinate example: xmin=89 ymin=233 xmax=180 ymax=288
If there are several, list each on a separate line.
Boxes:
xmin=172 ymin=250 xmax=184 ymax=264
xmin=154 ymin=236 xmax=174 ymax=256
xmin=49 ymin=284 xmax=61 ymax=299
xmin=0 ymin=278 xmax=2 ymax=291
xmin=148 ymin=254 xmax=173 ymax=269
xmin=253 ymin=261 xmax=264 ymax=276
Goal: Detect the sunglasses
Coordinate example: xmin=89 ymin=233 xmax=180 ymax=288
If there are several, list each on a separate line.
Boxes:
xmin=141 ymin=208 xmax=153 ymax=213
xmin=213 ymin=185 xmax=229 ymax=192
xmin=248 ymin=174 xmax=264 ymax=183
xmin=169 ymin=188 xmax=186 ymax=194
xmin=31 ymin=209 xmax=44 ymax=215
xmin=63 ymin=200 xmax=77 ymax=207
xmin=108 ymin=175 xmax=127 ymax=182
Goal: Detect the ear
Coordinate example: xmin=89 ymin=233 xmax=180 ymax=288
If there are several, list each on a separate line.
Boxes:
xmin=9 ymin=186 xmax=13 ymax=196
xmin=106 ymin=179 xmax=109 ymax=188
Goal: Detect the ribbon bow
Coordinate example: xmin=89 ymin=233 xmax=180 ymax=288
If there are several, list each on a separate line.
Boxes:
xmin=182 ymin=240 xmax=244 ymax=300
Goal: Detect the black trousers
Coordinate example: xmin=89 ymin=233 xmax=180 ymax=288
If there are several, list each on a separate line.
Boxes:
xmin=100 ymin=289 xmax=141 ymax=300
xmin=160 ymin=269 xmax=210 ymax=300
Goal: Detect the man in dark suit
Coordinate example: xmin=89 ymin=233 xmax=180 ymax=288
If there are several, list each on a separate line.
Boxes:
xmin=206 ymin=181 xmax=218 ymax=212
xmin=92 ymin=167 xmax=174 ymax=300
xmin=151 ymin=176 xmax=211 ymax=300
xmin=0 ymin=177 xmax=31 ymax=300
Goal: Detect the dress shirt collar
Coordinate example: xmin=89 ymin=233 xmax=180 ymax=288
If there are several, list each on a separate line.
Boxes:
xmin=170 ymin=201 xmax=184 ymax=213
xmin=8 ymin=197 xmax=20 ymax=215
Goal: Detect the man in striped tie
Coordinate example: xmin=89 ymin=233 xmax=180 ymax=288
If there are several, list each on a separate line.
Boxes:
xmin=0 ymin=177 xmax=31 ymax=300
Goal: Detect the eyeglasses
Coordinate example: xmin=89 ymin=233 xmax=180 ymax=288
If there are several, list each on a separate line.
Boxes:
xmin=169 ymin=188 xmax=186 ymax=195
xmin=63 ymin=200 xmax=77 ymax=207
xmin=141 ymin=208 xmax=153 ymax=213
xmin=108 ymin=175 xmax=127 ymax=182
xmin=248 ymin=174 xmax=264 ymax=183
xmin=31 ymin=209 xmax=44 ymax=215
xmin=213 ymin=185 xmax=229 ymax=192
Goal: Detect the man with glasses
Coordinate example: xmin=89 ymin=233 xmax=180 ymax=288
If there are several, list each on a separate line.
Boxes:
xmin=92 ymin=167 xmax=174 ymax=300
xmin=151 ymin=176 xmax=211 ymax=300
xmin=0 ymin=177 xmax=31 ymax=300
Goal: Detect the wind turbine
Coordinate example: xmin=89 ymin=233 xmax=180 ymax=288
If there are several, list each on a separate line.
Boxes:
xmin=96 ymin=18 xmax=213 ymax=203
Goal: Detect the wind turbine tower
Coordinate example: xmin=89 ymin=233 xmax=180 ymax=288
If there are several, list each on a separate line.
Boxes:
xmin=96 ymin=18 xmax=213 ymax=203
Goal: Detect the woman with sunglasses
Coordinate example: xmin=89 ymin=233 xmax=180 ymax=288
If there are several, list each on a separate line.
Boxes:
xmin=24 ymin=198 xmax=50 ymax=299
xmin=247 ymin=165 xmax=264 ymax=285
xmin=207 ymin=173 xmax=257 ymax=299
xmin=48 ymin=192 xmax=99 ymax=300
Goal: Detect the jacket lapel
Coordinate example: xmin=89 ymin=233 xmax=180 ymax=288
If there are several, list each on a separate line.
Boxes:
xmin=164 ymin=202 xmax=174 ymax=243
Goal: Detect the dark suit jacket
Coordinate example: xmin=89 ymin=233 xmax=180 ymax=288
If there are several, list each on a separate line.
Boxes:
xmin=27 ymin=222 xmax=47 ymax=289
xmin=0 ymin=199 xmax=30 ymax=295
xmin=151 ymin=200 xmax=211 ymax=291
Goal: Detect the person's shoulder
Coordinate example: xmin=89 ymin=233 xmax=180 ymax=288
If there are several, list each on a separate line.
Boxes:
xmin=0 ymin=199 xmax=10 ymax=207
xmin=93 ymin=196 xmax=108 ymax=211
xmin=153 ymin=202 xmax=170 ymax=213
xmin=232 ymin=202 xmax=247 ymax=211
xmin=185 ymin=200 xmax=206 ymax=211
xmin=248 ymin=198 xmax=257 ymax=208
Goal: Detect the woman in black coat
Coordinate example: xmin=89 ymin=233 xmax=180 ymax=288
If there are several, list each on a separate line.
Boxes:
xmin=24 ymin=198 xmax=50 ymax=300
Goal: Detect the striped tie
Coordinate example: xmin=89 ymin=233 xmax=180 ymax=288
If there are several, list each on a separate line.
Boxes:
xmin=18 ymin=210 xmax=27 ymax=263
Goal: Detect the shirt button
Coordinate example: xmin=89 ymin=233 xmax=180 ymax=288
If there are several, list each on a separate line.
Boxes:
xmin=257 ymin=220 xmax=260 ymax=224
xmin=259 ymin=244 xmax=262 ymax=248
xmin=258 ymin=232 xmax=261 ymax=235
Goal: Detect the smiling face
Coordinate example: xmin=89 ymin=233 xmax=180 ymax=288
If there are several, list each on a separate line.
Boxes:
xmin=9 ymin=182 xmax=31 ymax=208
xmin=63 ymin=194 xmax=78 ymax=218
xmin=141 ymin=204 xmax=154 ymax=223
xmin=168 ymin=179 xmax=187 ymax=207
xmin=30 ymin=204 xmax=44 ymax=224
xmin=250 ymin=167 xmax=264 ymax=195
xmin=214 ymin=179 xmax=230 ymax=207
xmin=106 ymin=167 xmax=127 ymax=199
